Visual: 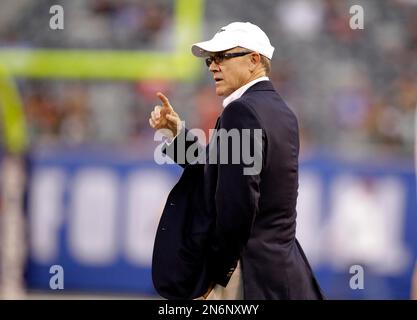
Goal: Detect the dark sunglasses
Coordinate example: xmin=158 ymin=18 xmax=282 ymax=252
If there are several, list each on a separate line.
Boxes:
xmin=205 ymin=51 xmax=253 ymax=67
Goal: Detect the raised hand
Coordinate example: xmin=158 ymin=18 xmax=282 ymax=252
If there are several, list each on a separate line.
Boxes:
xmin=149 ymin=92 xmax=183 ymax=138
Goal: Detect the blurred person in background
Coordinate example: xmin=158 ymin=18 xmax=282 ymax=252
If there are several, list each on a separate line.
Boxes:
xmin=150 ymin=22 xmax=324 ymax=300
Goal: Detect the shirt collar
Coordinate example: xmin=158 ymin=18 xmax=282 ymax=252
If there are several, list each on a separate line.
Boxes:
xmin=222 ymin=76 xmax=269 ymax=108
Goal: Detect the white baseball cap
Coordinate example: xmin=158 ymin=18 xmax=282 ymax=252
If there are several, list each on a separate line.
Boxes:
xmin=191 ymin=22 xmax=275 ymax=59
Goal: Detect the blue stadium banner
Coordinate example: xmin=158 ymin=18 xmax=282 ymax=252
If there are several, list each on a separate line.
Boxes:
xmin=25 ymin=150 xmax=417 ymax=299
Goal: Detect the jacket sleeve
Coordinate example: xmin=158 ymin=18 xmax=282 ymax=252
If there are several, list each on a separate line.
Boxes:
xmin=208 ymin=100 xmax=265 ymax=286
xmin=162 ymin=128 xmax=205 ymax=168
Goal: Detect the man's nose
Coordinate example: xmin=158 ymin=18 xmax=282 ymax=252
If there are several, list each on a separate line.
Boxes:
xmin=209 ymin=61 xmax=219 ymax=72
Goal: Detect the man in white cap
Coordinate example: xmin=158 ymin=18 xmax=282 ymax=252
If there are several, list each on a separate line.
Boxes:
xmin=151 ymin=22 xmax=324 ymax=300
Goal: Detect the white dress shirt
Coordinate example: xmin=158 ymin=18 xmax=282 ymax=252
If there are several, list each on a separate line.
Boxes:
xmin=222 ymin=76 xmax=269 ymax=108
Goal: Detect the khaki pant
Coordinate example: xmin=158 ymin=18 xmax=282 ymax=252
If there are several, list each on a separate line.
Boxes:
xmin=196 ymin=261 xmax=243 ymax=300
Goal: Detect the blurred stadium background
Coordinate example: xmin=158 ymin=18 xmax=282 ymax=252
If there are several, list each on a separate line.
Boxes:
xmin=0 ymin=0 xmax=416 ymax=299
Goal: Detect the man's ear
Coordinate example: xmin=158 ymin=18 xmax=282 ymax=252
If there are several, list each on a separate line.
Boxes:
xmin=249 ymin=53 xmax=261 ymax=72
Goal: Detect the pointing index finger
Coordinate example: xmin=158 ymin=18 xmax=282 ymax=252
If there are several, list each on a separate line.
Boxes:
xmin=157 ymin=92 xmax=173 ymax=110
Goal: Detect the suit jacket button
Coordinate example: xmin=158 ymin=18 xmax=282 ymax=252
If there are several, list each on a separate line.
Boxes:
xmin=170 ymin=202 xmax=175 ymax=206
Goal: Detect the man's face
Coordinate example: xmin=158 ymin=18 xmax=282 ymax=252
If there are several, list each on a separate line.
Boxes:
xmin=208 ymin=47 xmax=253 ymax=97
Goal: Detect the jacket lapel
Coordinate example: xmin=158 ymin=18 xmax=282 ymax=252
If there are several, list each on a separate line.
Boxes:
xmin=242 ymin=80 xmax=275 ymax=96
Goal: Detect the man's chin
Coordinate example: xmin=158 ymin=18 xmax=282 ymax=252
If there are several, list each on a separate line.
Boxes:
xmin=215 ymin=87 xmax=228 ymax=97
xmin=215 ymin=89 xmax=224 ymax=96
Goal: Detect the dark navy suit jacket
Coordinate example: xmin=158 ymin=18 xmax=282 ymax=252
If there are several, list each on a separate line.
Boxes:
xmin=152 ymin=81 xmax=324 ymax=299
